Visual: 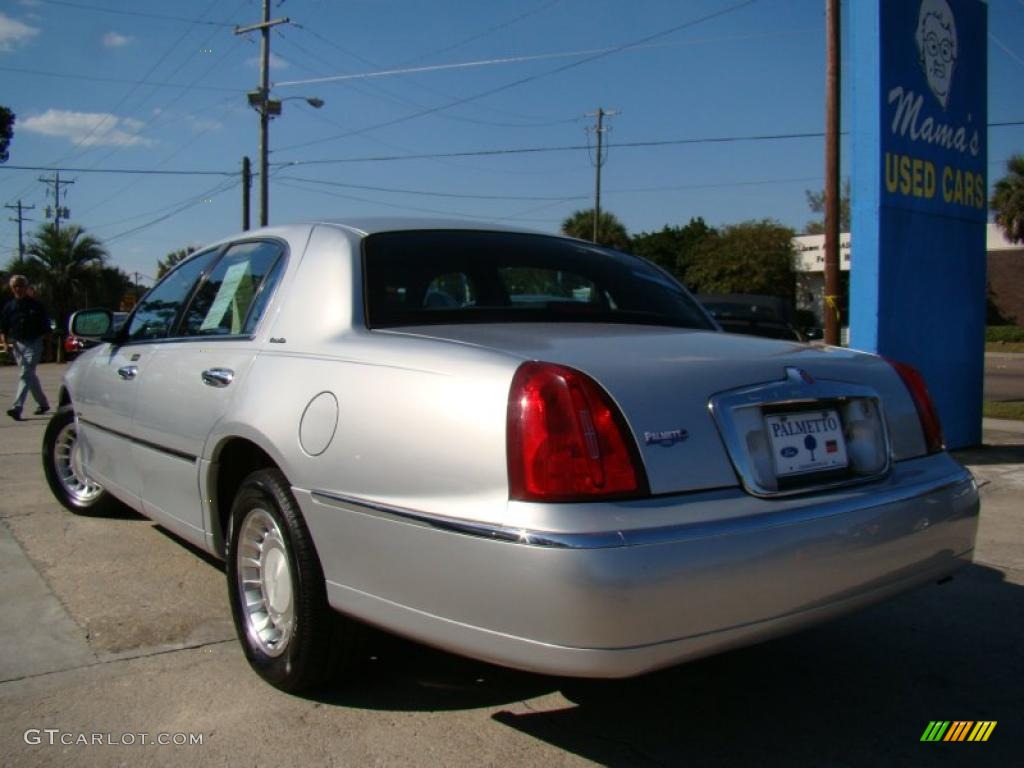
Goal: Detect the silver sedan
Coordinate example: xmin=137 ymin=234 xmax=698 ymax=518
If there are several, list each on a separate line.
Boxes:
xmin=43 ymin=220 xmax=979 ymax=693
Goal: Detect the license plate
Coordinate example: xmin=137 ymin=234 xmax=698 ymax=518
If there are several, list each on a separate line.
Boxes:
xmin=764 ymin=409 xmax=849 ymax=477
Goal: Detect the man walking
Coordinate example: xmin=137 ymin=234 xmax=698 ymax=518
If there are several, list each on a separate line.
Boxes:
xmin=0 ymin=275 xmax=51 ymax=420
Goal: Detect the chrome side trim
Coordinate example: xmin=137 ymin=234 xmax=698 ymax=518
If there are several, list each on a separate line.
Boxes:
xmin=309 ymin=491 xmax=623 ymax=549
xmin=309 ymin=467 xmax=975 ymax=550
xmin=78 ymin=417 xmax=197 ymax=464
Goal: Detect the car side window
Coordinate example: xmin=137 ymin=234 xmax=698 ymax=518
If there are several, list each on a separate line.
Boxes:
xmin=179 ymin=240 xmax=284 ymax=337
xmin=125 ymin=250 xmax=219 ymax=342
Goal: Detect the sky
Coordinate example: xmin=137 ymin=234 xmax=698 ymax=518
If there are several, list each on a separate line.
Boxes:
xmin=1 ymin=0 xmax=1022 ymax=279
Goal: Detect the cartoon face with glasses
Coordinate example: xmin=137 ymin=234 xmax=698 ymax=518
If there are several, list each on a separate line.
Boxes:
xmin=915 ymin=0 xmax=958 ymax=109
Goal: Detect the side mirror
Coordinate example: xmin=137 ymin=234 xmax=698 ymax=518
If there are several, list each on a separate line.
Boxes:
xmin=70 ymin=309 xmax=114 ymax=340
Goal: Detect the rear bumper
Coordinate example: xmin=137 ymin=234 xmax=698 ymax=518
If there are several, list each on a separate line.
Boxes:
xmin=297 ymin=452 xmax=978 ymax=678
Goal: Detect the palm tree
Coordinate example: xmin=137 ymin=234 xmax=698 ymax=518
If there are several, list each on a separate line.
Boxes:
xmin=561 ymin=208 xmax=631 ymax=251
xmin=24 ymin=223 xmax=108 ymax=332
xmin=156 ymin=245 xmax=197 ymax=278
xmin=991 ymin=154 xmax=1024 ymax=244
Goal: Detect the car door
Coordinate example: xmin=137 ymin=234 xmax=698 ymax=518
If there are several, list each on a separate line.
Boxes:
xmin=130 ymin=240 xmax=287 ymax=547
xmin=75 ymin=249 xmax=220 ymax=507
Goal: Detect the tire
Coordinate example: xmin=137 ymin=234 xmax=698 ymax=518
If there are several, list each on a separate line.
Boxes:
xmin=42 ymin=406 xmax=116 ymax=515
xmin=226 ymin=468 xmax=364 ymax=693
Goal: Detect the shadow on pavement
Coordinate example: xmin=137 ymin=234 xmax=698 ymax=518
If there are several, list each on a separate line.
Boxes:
xmin=952 ymin=443 xmax=1024 ymax=466
xmin=490 ymin=563 xmax=1021 ymax=766
xmin=312 ymin=630 xmax=555 ymax=712
xmin=154 ymin=525 xmax=227 ymax=572
xmin=308 ymin=563 xmax=1019 ymax=763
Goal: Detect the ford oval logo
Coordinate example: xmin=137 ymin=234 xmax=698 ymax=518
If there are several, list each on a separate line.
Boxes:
xmin=781 ymin=446 xmax=799 ymax=458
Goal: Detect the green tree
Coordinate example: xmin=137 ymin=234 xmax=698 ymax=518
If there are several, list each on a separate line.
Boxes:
xmin=86 ymin=265 xmax=136 ymax=310
xmin=156 ymin=245 xmax=197 ymax=278
xmin=631 ymin=217 xmax=714 ymax=281
xmin=23 ymin=223 xmax=108 ymax=331
xmin=560 ymin=209 xmax=631 ymax=251
xmin=991 ymin=154 xmax=1024 ymax=244
xmin=685 ymin=219 xmax=797 ymax=301
xmin=0 ymin=106 xmax=14 ymax=163
xmin=803 ymin=179 xmax=851 ymax=234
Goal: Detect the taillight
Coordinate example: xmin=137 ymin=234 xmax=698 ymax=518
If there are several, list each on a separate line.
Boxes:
xmin=507 ymin=361 xmax=647 ymax=501
xmin=887 ymin=359 xmax=944 ymax=454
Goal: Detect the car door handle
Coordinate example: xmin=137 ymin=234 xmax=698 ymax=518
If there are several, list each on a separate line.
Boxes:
xmin=117 ymin=365 xmax=138 ymax=380
xmin=201 ymin=368 xmax=235 ymax=388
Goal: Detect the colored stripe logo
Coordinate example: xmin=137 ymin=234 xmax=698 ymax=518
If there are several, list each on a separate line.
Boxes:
xmin=920 ymin=721 xmax=996 ymax=742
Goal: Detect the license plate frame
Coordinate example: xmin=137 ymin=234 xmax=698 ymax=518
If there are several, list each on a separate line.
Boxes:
xmin=764 ymin=408 xmax=849 ymax=478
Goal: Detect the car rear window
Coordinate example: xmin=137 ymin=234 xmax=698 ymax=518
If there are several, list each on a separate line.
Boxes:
xmin=363 ymin=230 xmax=714 ymax=330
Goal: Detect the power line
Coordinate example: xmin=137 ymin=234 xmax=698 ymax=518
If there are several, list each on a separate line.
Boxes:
xmin=397 ymin=0 xmax=566 ymax=67
xmin=91 ymin=178 xmax=244 ymax=231
xmin=275 ymin=130 xmax=828 ymax=167
xmin=1 ymin=165 xmax=234 ymax=176
xmin=274 ymin=0 xmax=761 ymax=153
xmin=38 ymin=172 xmax=75 ymax=234
xmin=72 ymin=2 xmax=249 ymax=180
xmin=32 ymin=0 xmax=238 ymax=27
xmin=274 ymin=28 xmax=814 ymax=89
xmin=276 ymin=173 xmax=825 ymax=204
xmin=5 ymin=201 xmax=35 ymax=261
xmin=278 ymin=27 xmax=580 ymax=130
xmin=4 ymin=0 xmax=228 ymax=203
xmin=273 ymin=120 xmax=1023 ymax=168
xmin=0 ymin=65 xmax=244 ymax=93
xmin=275 ymin=178 xmax=530 ymax=221
xmin=105 ymin=178 xmax=240 ymax=244
xmin=989 ymin=33 xmax=1024 ymax=69
xmin=6 ymin=121 xmax=1018 ymax=182
xmin=286 ymin=23 xmax=817 ymax=130
xmin=276 ymin=175 xmax=586 ymax=202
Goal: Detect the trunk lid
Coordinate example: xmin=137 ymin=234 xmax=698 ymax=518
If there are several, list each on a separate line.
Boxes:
xmin=383 ymin=324 xmax=923 ymax=495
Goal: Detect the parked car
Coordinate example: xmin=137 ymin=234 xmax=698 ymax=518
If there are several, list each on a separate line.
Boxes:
xmin=697 ymin=294 xmax=804 ymax=341
xmin=64 ymin=311 xmax=128 ymax=359
xmin=43 ymin=221 xmax=979 ymax=693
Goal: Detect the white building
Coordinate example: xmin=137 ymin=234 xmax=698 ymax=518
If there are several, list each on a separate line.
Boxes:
xmin=793 ymin=224 xmax=1023 ymax=325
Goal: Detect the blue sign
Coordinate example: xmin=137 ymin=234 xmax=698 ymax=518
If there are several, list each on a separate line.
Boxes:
xmin=880 ymin=0 xmax=987 ymax=220
xmin=851 ymin=0 xmax=987 ymax=449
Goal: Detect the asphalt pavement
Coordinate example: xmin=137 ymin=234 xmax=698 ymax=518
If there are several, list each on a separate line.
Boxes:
xmin=984 ymin=352 xmax=1024 ymax=401
xmin=0 ymin=362 xmax=1021 ymax=767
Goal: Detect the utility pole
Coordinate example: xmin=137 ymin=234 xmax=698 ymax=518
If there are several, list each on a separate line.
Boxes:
xmin=241 ymin=156 xmax=252 ymax=231
xmin=5 ymin=200 xmax=34 ymax=264
xmin=585 ymin=107 xmax=618 ymax=244
xmin=235 ymin=2 xmax=289 ymax=227
xmin=823 ymin=0 xmax=841 ymax=346
xmin=38 ymin=170 xmax=75 ymax=234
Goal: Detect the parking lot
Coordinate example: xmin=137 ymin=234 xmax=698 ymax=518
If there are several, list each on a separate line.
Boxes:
xmin=1 ymin=362 xmax=1021 ymax=766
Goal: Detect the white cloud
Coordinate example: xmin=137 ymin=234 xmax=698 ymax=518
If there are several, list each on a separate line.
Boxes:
xmin=185 ymin=115 xmax=223 ymax=133
xmin=102 ymin=31 xmax=133 ymax=49
xmin=246 ymin=52 xmax=289 ymax=71
xmin=0 ymin=12 xmax=39 ymax=52
xmin=21 ymin=109 xmax=154 ymax=147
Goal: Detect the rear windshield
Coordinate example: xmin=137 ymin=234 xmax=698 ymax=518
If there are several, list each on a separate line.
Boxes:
xmin=363 ymin=230 xmax=715 ymax=330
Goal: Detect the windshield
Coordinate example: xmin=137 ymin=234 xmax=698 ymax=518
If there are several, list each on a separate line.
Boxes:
xmin=363 ymin=230 xmax=715 ymax=330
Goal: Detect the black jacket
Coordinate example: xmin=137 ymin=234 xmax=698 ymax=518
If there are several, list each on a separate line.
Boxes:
xmin=0 ymin=296 xmax=52 ymax=343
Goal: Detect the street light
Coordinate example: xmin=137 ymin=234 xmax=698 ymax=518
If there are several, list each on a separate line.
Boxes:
xmin=247 ymin=91 xmax=324 ymax=226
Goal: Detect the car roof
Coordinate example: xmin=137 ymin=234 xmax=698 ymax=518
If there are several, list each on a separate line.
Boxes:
xmin=195 ymin=218 xmax=554 ymax=253
xmin=310 ymin=217 xmax=545 ymax=237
